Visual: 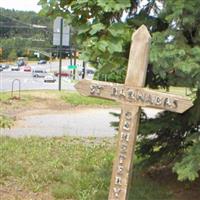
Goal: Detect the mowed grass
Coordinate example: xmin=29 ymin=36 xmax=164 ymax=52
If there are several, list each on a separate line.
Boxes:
xmin=158 ymin=86 xmax=195 ymax=97
xmin=61 ymin=92 xmax=117 ymax=106
xmin=0 ymin=137 xmax=173 ymax=200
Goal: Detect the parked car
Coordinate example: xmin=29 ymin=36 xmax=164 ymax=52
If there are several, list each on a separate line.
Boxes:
xmin=86 ymin=69 xmax=95 ymax=74
xmin=54 ymin=71 xmax=70 ymax=77
xmin=11 ymin=65 xmax=20 ymax=71
xmin=17 ymin=60 xmax=25 ymax=67
xmin=38 ymin=60 xmax=47 ymax=64
xmin=2 ymin=64 xmax=9 ymax=70
xmin=0 ymin=65 xmax=3 ymax=72
xmin=24 ymin=65 xmax=31 ymax=72
xmin=44 ymin=75 xmax=56 ymax=83
xmin=32 ymin=69 xmax=47 ymax=77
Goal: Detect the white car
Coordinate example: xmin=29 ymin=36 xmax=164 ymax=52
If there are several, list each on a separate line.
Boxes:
xmin=44 ymin=75 xmax=56 ymax=83
xmin=32 ymin=69 xmax=47 ymax=77
xmin=11 ymin=65 xmax=20 ymax=71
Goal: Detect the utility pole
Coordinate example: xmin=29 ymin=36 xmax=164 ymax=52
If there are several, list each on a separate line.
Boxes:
xmin=73 ymin=49 xmax=76 ymax=80
xmin=70 ymin=49 xmax=73 ymax=65
xmin=58 ymin=18 xmax=63 ymax=91
xmin=82 ymin=61 xmax=86 ymax=79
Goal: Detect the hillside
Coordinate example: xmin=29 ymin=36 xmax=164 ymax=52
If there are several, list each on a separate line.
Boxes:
xmin=0 ymin=8 xmax=53 ymax=60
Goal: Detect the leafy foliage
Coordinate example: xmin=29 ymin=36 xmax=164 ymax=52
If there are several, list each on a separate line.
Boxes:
xmin=173 ymin=137 xmax=200 ymax=181
xmin=39 ymin=0 xmax=132 ymax=71
xmin=39 ymin=0 xmax=200 ymax=181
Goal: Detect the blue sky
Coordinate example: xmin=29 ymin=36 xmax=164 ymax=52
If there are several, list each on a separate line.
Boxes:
xmin=0 ymin=0 xmax=41 ymax=12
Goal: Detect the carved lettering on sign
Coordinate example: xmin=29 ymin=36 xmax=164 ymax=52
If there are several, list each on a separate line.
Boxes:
xmin=119 ymin=154 xmax=126 ymax=165
xmin=120 ymin=144 xmax=128 ymax=154
xmin=113 ymin=111 xmax=133 ymax=198
xmin=111 ymin=87 xmax=118 ymax=97
xmin=90 ymin=85 xmax=103 ymax=95
xmin=123 ymin=121 xmax=130 ymax=131
xmin=125 ymin=112 xmax=132 ymax=120
xmin=119 ymin=89 xmax=126 ymax=99
xmin=121 ymin=132 xmax=130 ymax=142
xmin=111 ymin=87 xmax=178 ymax=109
xmin=155 ymin=96 xmax=162 ymax=105
xmin=115 ymin=176 xmax=122 ymax=185
xmin=117 ymin=165 xmax=124 ymax=175
xmin=113 ymin=187 xmax=121 ymax=198
xmin=145 ymin=94 xmax=153 ymax=104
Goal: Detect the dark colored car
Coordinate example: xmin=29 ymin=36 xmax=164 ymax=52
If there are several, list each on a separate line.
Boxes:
xmin=17 ymin=60 xmax=25 ymax=67
xmin=38 ymin=60 xmax=47 ymax=64
xmin=0 ymin=65 xmax=3 ymax=72
xmin=54 ymin=71 xmax=70 ymax=77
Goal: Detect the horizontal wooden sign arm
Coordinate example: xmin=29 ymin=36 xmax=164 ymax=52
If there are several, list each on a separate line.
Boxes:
xmin=75 ymin=79 xmax=193 ymax=113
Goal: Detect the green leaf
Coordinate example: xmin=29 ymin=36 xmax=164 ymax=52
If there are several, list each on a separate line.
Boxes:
xmin=108 ymin=23 xmax=127 ymax=37
xmin=97 ymin=0 xmax=130 ymax=12
xmin=78 ymin=24 xmax=90 ymax=34
xmin=89 ymin=23 xmax=105 ymax=35
xmin=107 ymin=40 xmax=123 ymax=53
xmin=97 ymin=40 xmax=108 ymax=52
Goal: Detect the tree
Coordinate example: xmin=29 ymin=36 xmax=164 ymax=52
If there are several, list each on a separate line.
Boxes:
xmin=0 ymin=8 xmax=52 ymax=60
xmin=8 ymin=49 xmax=17 ymax=61
xmin=39 ymin=0 xmax=200 ymax=181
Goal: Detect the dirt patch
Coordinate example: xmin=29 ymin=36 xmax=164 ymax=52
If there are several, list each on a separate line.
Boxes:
xmin=1 ymin=97 xmax=71 ymax=116
xmin=146 ymin=166 xmax=200 ymax=200
xmin=1 ymin=94 xmax=114 ymax=119
xmin=0 ymin=181 xmax=53 ymax=200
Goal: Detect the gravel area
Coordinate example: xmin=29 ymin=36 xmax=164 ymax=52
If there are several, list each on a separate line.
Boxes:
xmin=1 ymin=107 xmax=161 ymax=138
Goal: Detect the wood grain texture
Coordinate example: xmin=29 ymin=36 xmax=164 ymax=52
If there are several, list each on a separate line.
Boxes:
xmin=75 ymin=79 xmax=193 ymax=113
xmin=108 ymin=25 xmax=151 ymax=200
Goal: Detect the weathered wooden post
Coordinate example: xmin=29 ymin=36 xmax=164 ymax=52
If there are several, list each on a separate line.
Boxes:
xmin=75 ymin=25 xmax=193 ymax=200
xmin=107 ymin=24 xmax=151 ymax=200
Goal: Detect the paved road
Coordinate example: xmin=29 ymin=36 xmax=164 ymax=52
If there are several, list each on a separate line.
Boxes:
xmin=1 ymin=70 xmax=75 ymax=91
xmin=1 ymin=108 xmax=161 ymax=138
xmin=0 ymin=60 xmax=93 ymax=92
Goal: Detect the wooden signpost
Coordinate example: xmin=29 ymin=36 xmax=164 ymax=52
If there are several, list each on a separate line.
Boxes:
xmin=75 ymin=25 xmax=193 ymax=200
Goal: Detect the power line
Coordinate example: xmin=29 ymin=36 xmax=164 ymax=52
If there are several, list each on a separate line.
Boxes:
xmin=0 ymin=13 xmax=47 ymax=29
xmin=0 ymin=23 xmax=69 ymax=36
xmin=0 ymin=25 xmax=35 ymax=29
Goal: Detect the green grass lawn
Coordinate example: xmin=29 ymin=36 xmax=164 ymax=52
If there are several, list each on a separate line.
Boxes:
xmin=0 ymin=136 xmax=174 ymax=200
xmin=61 ymin=92 xmax=117 ymax=106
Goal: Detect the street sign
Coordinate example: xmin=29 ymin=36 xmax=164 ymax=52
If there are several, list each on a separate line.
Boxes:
xmin=53 ymin=17 xmax=70 ymax=46
xmin=68 ymin=65 xmax=77 ymax=70
xmin=75 ymin=25 xmax=193 ymax=200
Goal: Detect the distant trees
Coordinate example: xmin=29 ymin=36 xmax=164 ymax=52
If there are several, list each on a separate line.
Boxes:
xmin=0 ymin=8 xmax=52 ymax=60
xmin=8 ymin=49 xmax=17 ymax=60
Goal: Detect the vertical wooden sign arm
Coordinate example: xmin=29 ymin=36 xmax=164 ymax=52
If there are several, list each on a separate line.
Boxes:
xmin=108 ymin=25 xmax=151 ymax=200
